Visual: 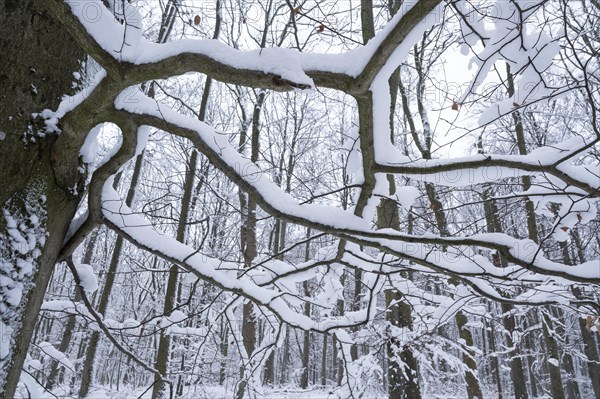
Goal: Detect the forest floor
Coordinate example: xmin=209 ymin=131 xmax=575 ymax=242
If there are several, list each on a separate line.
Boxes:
xmin=28 ymin=383 xmax=497 ymax=399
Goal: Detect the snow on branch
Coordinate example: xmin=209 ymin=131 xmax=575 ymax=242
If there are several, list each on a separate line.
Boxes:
xmin=373 ymin=138 xmax=600 ymax=195
xmin=46 ymin=0 xmax=450 ymax=94
xmin=100 ymin=179 xmax=381 ymax=332
xmin=112 ymin=88 xmax=600 ymax=286
xmin=453 ymin=0 xmax=561 ymax=110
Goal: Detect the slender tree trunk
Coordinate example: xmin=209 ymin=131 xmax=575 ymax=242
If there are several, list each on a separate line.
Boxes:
xmin=151 ymin=150 xmax=196 ymax=399
xmin=46 ymin=230 xmax=99 ymax=390
xmin=572 ymin=285 xmax=600 ymax=399
xmin=424 ymin=183 xmax=482 ymax=399
xmin=541 ymin=311 xmax=565 ymax=399
xmin=219 ymin=320 xmax=229 ymax=385
xmin=263 ymin=346 xmax=275 ymax=386
xmin=350 ymin=269 xmax=362 ymax=362
xmin=560 ymin=326 xmax=581 ymax=399
xmin=499 ymin=303 xmax=529 ymax=399
xmin=321 ymin=334 xmax=328 ymax=386
xmin=486 ymin=304 xmax=503 ymax=399
xmin=263 ymin=220 xmax=281 ymax=385
xmin=568 ymin=233 xmax=600 ymax=398
xmin=399 ymin=34 xmax=483 ymax=397
xmin=152 ymin=82 xmax=210 ymax=399
xmin=335 ymin=291 xmax=344 ymax=387
xmin=455 ymin=312 xmax=483 ymax=399
xmin=237 ymin=92 xmax=265 ymax=399
xmin=79 ymin=154 xmax=144 ymax=398
xmin=507 ymin=64 xmax=564 ymax=399
xmin=377 ymin=198 xmax=421 ymax=399
xmin=279 ymin=334 xmax=291 ymax=385
xmin=301 ymin=316 xmax=310 ymax=388
xmin=482 ymin=185 xmax=529 ymax=399
xmin=300 ymin=229 xmax=312 ymax=389
xmin=523 ymin=313 xmax=540 ymax=398
xmin=152 ymin=5 xmax=220 ymax=395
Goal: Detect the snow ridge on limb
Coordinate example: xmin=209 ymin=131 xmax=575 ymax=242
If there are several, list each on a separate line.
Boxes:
xmin=373 ymin=136 xmax=600 ymax=195
xmin=46 ymin=0 xmax=329 ymax=91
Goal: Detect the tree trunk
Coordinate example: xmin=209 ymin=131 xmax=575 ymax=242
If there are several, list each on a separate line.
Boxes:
xmin=150 ymin=3 xmax=192 ymax=396
xmin=483 ymin=186 xmax=529 ymax=399
xmin=486 ymin=304 xmax=503 ymax=399
xmin=350 ymin=268 xmax=362 ymax=362
xmin=299 ymin=229 xmax=311 ymax=389
xmin=279 ymin=333 xmax=291 ymax=385
xmin=572 ymin=285 xmax=600 ymax=399
xmin=152 ymin=76 xmax=207 ymax=397
xmin=237 ymin=91 xmax=265 ymax=399
xmin=541 ymin=311 xmax=565 ymax=399
xmin=262 ymin=219 xmax=280 ymax=386
xmin=321 ymin=333 xmax=328 ymax=386
xmin=507 ymin=64 xmax=564 ymax=399
xmin=151 ymin=150 xmax=196 ymax=399
xmin=378 ymin=198 xmax=421 ymax=399
xmin=500 ymin=303 xmax=529 ymax=399
xmin=0 ymin=1 xmax=83 ymax=397
xmin=219 ymin=320 xmax=229 ymax=385
xmin=569 ymin=230 xmax=600 ymax=398
xmin=46 ymin=230 xmax=98 ymax=390
xmin=335 ymin=289 xmax=344 ymax=387
xmin=523 ymin=313 xmax=540 ymax=398
xmin=263 ymin=346 xmax=275 ymax=386
xmin=455 ymin=312 xmax=483 ymax=399
xmin=561 ymin=332 xmax=581 ymax=399
xmin=79 ymin=154 xmax=144 ymax=398
xmin=424 ymin=182 xmax=483 ymax=399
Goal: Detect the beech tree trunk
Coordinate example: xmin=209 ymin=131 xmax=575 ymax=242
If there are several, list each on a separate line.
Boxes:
xmin=151 ymin=149 xmax=196 ymax=399
xmin=321 ymin=333 xmax=328 ymax=386
xmin=0 ymin=1 xmax=83 ymax=397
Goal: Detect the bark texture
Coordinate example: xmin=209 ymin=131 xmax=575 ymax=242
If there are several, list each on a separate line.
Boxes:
xmin=0 ymin=1 xmax=83 ymax=397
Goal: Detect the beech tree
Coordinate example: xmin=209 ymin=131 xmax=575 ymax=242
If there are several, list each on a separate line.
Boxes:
xmin=1 ymin=0 xmax=599 ymax=398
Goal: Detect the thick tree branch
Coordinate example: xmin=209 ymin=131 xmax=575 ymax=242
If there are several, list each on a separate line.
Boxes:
xmin=60 ymin=116 xmax=140 ymax=260
xmin=44 ymin=0 xmax=125 ymax=78
xmin=353 ymin=0 xmax=443 ymax=92
xmin=43 ymin=0 xmax=353 ymax=92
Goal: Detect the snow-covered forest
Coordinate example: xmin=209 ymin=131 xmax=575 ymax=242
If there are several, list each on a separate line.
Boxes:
xmin=0 ymin=0 xmax=599 ymax=398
